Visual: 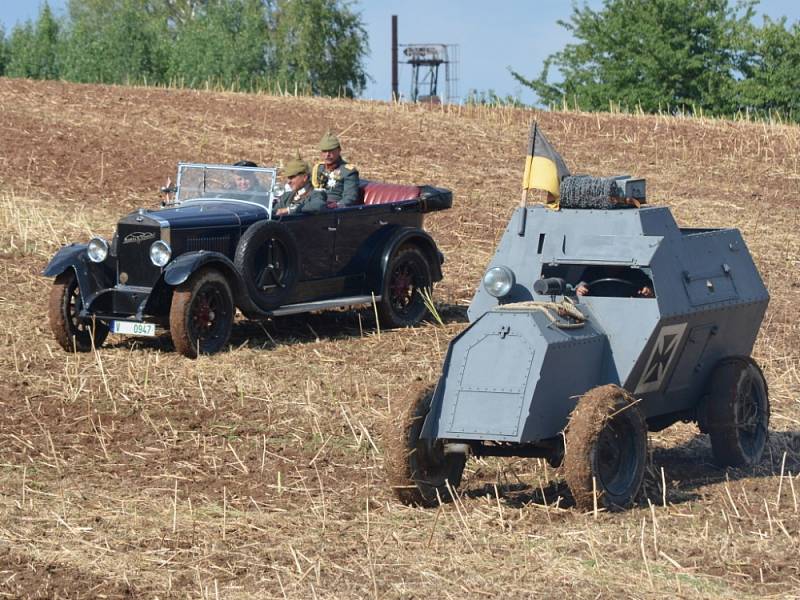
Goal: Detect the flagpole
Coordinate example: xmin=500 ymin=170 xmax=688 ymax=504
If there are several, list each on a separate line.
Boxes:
xmin=520 ymin=121 xmax=536 ymax=209
xmin=518 ymin=121 xmax=536 ymax=236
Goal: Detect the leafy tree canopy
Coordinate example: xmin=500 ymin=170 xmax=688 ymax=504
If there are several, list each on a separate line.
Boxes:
xmin=1 ymin=0 xmax=369 ymax=97
xmin=167 ymin=0 xmax=270 ymax=88
xmin=5 ymin=2 xmax=61 ymax=79
xmin=510 ymin=0 xmax=800 ymax=121
xmin=272 ymin=0 xmax=368 ymax=96
xmin=737 ymin=16 xmax=800 ymax=119
xmin=0 ymin=26 xmax=7 ymax=76
xmin=61 ymin=0 xmax=168 ymax=84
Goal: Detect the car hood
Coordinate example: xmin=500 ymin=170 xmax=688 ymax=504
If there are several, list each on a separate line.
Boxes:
xmin=134 ymin=199 xmax=269 ymax=229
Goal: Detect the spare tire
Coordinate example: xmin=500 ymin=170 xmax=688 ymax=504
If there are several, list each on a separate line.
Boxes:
xmin=234 ymin=220 xmax=299 ymax=311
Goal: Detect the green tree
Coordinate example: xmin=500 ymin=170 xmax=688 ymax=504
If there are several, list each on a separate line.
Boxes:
xmin=5 ymin=2 xmax=62 ymax=79
xmin=0 ymin=26 xmax=7 ymax=76
xmin=61 ymin=0 xmax=168 ymax=84
xmin=512 ymin=0 xmax=755 ymax=115
xmin=271 ymin=0 xmax=368 ymax=96
xmin=737 ymin=17 xmax=800 ymax=120
xmin=167 ymin=0 xmax=270 ymax=88
xmin=4 ymin=0 xmax=370 ymax=98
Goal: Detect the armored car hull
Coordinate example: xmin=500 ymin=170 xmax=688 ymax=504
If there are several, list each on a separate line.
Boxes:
xmin=389 ymin=204 xmax=770 ymax=510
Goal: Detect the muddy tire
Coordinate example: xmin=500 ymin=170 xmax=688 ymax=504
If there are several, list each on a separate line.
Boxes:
xmin=705 ymin=357 xmax=769 ymax=468
xmin=234 ymin=220 xmax=299 ymax=312
xmin=384 ymin=384 xmax=465 ymax=507
xmin=377 ymin=247 xmax=432 ymax=329
xmin=48 ymin=270 xmax=108 ymax=352
xmin=564 ymin=384 xmax=647 ymax=511
xmin=169 ymin=268 xmax=234 ymax=358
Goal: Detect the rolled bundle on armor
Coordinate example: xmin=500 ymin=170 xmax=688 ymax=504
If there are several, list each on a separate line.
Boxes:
xmin=559 ymin=175 xmax=625 ymax=209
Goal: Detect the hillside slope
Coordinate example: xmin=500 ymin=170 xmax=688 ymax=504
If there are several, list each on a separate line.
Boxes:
xmin=0 ymin=78 xmax=798 ymax=598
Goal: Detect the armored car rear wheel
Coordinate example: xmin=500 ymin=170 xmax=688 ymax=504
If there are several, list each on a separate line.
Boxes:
xmin=170 ymin=268 xmax=234 ymax=358
xmin=564 ymin=385 xmax=647 ymax=511
xmin=385 ymin=384 xmax=465 ymax=507
xmin=705 ymin=357 xmax=769 ymax=468
xmin=378 ymin=247 xmax=432 ymax=329
xmin=48 ymin=270 xmax=109 ymax=352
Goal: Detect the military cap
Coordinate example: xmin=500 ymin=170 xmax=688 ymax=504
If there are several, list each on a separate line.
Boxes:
xmin=283 ymin=157 xmax=309 ymax=178
xmin=319 ymin=131 xmax=341 ymax=152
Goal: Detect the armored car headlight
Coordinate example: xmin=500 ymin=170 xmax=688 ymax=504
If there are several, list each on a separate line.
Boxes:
xmin=483 ymin=265 xmax=515 ymax=298
xmin=87 ymin=237 xmax=109 ymax=263
xmin=149 ymin=240 xmax=172 ymax=267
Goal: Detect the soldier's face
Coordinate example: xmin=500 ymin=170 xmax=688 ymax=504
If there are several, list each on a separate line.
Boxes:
xmin=235 ymin=175 xmax=252 ymax=191
xmin=321 ymin=147 xmax=341 ymax=167
xmin=288 ymin=173 xmax=308 ymax=192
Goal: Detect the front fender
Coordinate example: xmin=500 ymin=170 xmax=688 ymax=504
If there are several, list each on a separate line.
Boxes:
xmin=42 ymin=243 xmax=113 ymax=304
xmin=163 ymin=251 xmax=237 ymax=286
xmin=368 ymin=227 xmax=444 ymax=289
xmin=161 ymin=251 xmax=259 ymax=315
xmin=420 ymin=317 xmax=479 ymax=441
xmin=43 ymin=243 xmax=88 ymax=277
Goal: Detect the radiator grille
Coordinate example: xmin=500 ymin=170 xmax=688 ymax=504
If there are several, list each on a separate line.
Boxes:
xmin=116 ymin=223 xmax=161 ymax=287
xmin=186 ymin=236 xmax=231 ymax=255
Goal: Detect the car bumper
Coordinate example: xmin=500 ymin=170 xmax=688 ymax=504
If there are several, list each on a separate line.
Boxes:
xmin=81 ymin=285 xmax=159 ymax=323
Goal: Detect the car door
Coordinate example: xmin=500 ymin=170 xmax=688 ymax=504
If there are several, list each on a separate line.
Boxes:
xmin=330 ymin=204 xmax=388 ymax=291
xmin=281 ymin=211 xmax=337 ymax=296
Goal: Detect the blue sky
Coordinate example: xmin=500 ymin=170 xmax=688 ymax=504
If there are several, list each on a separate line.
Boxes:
xmin=2 ymin=1 xmax=799 ymax=104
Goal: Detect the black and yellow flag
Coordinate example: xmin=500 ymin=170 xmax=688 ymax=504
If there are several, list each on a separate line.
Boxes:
xmin=521 ymin=122 xmax=570 ymax=207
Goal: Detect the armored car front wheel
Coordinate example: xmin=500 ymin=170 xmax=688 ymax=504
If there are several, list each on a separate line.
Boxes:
xmin=704 ymin=357 xmax=769 ymax=468
xmin=169 ymin=268 xmax=234 ymax=358
xmin=564 ymin=385 xmax=647 ymax=511
xmin=48 ymin=270 xmax=109 ymax=352
xmin=385 ymin=384 xmax=465 ymax=507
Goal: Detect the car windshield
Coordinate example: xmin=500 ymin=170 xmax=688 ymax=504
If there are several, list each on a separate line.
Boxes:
xmin=175 ymin=163 xmax=278 ymax=209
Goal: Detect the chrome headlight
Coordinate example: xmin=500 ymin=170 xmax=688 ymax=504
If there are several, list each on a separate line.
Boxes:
xmin=149 ymin=240 xmax=172 ymax=267
xmin=483 ymin=265 xmax=515 ymax=298
xmin=87 ymin=237 xmax=109 ymax=263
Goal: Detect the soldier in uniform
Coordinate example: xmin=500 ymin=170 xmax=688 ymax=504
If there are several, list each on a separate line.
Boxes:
xmin=312 ymin=131 xmax=360 ymax=207
xmin=274 ymin=157 xmax=327 ymax=216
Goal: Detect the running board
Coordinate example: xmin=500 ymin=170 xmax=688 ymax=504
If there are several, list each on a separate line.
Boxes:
xmin=268 ymin=295 xmax=381 ymax=317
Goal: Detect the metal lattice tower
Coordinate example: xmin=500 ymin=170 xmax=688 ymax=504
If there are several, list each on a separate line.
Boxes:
xmin=401 ymin=44 xmax=459 ymax=104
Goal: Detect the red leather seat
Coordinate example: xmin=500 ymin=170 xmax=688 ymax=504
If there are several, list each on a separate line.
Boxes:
xmin=359 ymin=182 xmax=420 ymax=205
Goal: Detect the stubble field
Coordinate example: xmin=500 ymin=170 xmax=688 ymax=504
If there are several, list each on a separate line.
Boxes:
xmin=0 ymin=78 xmax=799 ymax=598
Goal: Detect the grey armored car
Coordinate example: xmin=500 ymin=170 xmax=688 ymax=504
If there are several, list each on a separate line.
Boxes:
xmin=387 ymin=178 xmax=770 ymax=510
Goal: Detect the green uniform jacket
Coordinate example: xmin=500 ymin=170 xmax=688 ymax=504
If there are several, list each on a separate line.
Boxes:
xmin=274 ymin=183 xmax=327 ymax=215
xmin=312 ymin=158 xmax=359 ymax=206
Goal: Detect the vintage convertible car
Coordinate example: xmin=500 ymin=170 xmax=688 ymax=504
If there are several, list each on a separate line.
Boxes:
xmin=44 ymin=162 xmax=452 ymax=357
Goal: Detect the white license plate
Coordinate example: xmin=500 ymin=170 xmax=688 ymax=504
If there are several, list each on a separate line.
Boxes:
xmin=111 ymin=321 xmax=156 ymax=337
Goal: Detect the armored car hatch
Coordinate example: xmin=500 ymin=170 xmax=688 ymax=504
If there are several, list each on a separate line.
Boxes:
xmin=386 ymin=178 xmax=769 ymax=511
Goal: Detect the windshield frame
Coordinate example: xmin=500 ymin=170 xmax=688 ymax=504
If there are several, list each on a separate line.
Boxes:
xmin=174 ymin=162 xmax=280 ymax=214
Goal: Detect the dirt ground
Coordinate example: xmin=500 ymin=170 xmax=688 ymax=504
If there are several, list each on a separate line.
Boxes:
xmin=0 ymin=77 xmax=799 ymax=598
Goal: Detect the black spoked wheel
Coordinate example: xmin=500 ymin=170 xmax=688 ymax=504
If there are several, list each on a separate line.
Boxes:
xmin=705 ymin=357 xmax=769 ymax=468
xmin=48 ymin=270 xmax=109 ymax=352
xmin=564 ymin=384 xmax=647 ymax=511
xmin=169 ymin=268 xmax=234 ymax=358
xmin=384 ymin=384 xmax=466 ymax=507
xmin=377 ymin=247 xmax=432 ymax=329
xmin=235 ymin=221 xmax=299 ymax=311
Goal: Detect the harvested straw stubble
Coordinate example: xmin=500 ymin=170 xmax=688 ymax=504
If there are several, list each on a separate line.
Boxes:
xmin=0 ymin=77 xmax=798 ymax=598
